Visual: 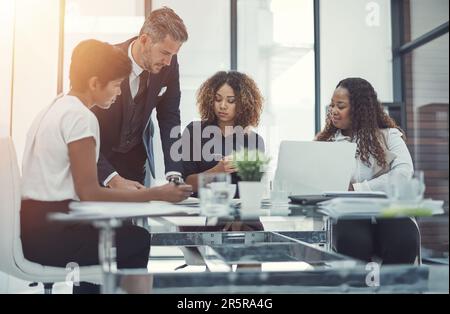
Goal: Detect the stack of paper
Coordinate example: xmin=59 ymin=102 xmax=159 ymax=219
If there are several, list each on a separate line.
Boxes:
xmin=322 ymin=191 xmax=387 ymax=198
xmin=318 ymin=198 xmax=444 ymax=219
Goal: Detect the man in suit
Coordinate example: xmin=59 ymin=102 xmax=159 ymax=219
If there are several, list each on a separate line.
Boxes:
xmin=92 ymin=7 xmax=188 ymax=189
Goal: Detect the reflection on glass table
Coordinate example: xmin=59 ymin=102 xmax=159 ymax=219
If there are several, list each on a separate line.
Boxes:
xmin=150 ymin=231 xmax=338 ymax=272
xmin=115 ymin=265 xmax=449 ymax=294
xmin=148 ymin=204 xmax=327 ymax=236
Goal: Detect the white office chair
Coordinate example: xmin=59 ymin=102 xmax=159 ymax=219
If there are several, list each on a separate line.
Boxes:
xmin=0 ymin=137 xmax=101 ymax=294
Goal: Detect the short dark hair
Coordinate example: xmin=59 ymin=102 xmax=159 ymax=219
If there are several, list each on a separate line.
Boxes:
xmin=69 ymin=39 xmax=132 ymax=92
xmin=140 ymin=6 xmax=188 ymax=43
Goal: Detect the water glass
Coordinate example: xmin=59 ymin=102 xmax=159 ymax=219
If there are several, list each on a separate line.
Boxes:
xmin=388 ymin=171 xmax=425 ymax=202
xmin=198 ymin=173 xmax=231 ymax=217
xmin=270 ymin=179 xmax=289 ymax=205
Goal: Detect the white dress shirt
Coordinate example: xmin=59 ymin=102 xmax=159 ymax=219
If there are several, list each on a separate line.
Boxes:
xmin=332 ymin=128 xmax=414 ymax=192
xmin=128 ymin=40 xmax=145 ymax=99
xmin=22 ymin=95 xmax=100 ymax=201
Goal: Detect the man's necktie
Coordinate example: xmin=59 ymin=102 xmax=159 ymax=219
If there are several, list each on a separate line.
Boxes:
xmin=134 ymin=71 xmax=149 ymax=103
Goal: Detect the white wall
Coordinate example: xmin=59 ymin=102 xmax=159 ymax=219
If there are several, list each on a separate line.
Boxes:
xmin=0 ymin=0 xmax=61 ymax=293
xmin=0 ymin=0 xmax=15 ymax=138
xmin=11 ymin=0 xmax=61 ymax=166
xmin=320 ymin=0 xmax=393 ymax=126
xmin=0 ymin=0 xmax=16 ymax=293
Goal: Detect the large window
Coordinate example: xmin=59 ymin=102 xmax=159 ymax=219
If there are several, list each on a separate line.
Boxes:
xmin=397 ymin=0 xmax=449 ymax=255
xmin=63 ymin=0 xmax=146 ymax=91
xmin=151 ymin=0 xmax=231 ymax=181
xmin=400 ymin=3 xmax=449 ymax=205
xmin=409 ymin=0 xmax=449 ymax=41
xmin=404 ymin=35 xmax=449 ymax=203
xmin=238 ymin=0 xmax=316 ymax=178
xmin=320 ymin=0 xmax=394 ymax=127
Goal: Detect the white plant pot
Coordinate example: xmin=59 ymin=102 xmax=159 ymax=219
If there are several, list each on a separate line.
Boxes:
xmin=238 ymin=181 xmax=264 ymax=213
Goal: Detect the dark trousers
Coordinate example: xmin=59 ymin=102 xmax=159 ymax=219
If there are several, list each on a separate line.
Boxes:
xmin=332 ymin=217 xmax=420 ymax=264
xmin=20 ymin=200 xmax=151 ymax=291
xmin=110 ymin=142 xmax=147 ymax=184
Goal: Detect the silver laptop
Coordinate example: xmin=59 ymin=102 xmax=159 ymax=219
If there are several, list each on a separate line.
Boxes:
xmin=273 ymin=141 xmax=357 ymax=196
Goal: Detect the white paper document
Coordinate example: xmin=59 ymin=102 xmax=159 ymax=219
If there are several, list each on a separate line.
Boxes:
xmin=318 ymin=198 xmax=444 ymax=219
xmin=68 ymin=201 xmax=200 ymax=219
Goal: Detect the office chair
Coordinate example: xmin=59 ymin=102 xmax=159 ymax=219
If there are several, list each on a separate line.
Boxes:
xmin=0 ymin=137 xmax=101 ymax=294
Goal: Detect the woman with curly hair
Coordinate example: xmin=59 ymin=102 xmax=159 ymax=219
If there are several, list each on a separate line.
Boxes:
xmin=316 ymin=77 xmax=419 ymax=264
xmin=317 ymin=77 xmax=414 ymax=191
xmin=181 ymin=71 xmax=265 ymax=194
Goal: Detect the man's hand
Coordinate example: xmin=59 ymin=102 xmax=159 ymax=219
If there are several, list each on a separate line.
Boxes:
xmin=107 ymin=175 xmax=145 ymax=190
xmin=214 ymin=156 xmax=237 ymax=174
xmin=156 ymin=183 xmax=193 ymax=203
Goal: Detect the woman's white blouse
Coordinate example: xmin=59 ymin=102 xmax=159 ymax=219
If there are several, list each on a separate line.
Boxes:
xmin=21 ymin=95 xmax=100 ymax=201
xmin=332 ymin=128 xmax=414 ymax=193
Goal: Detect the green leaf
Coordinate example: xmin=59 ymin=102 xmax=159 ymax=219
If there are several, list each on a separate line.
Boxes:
xmin=232 ymin=149 xmax=271 ymax=182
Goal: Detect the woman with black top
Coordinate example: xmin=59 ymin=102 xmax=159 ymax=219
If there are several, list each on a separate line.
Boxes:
xmin=181 ymin=71 xmax=265 ymax=231
xmin=182 ymin=71 xmax=265 ymax=195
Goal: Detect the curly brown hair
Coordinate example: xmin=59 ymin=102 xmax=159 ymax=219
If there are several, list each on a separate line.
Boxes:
xmin=197 ymin=71 xmax=263 ymax=128
xmin=316 ymin=78 xmax=403 ymax=168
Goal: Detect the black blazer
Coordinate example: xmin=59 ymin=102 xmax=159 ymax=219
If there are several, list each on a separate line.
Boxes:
xmin=92 ymin=38 xmax=183 ymax=183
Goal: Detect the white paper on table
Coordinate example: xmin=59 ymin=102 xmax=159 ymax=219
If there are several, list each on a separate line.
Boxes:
xmin=318 ymin=198 xmax=444 ymax=218
xmin=176 ymin=197 xmax=200 ymax=206
xmin=68 ymin=201 xmax=200 ymax=218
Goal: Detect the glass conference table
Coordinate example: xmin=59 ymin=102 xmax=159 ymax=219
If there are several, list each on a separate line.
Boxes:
xmin=49 ymin=200 xmax=449 ymax=294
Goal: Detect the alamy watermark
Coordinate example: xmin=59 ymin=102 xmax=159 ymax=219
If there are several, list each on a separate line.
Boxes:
xmin=65 ymin=262 xmax=80 ymax=287
xmin=365 ymin=262 xmax=381 ymax=287
xmin=366 ymin=1 xmax=381 ymax=27
xmin=169 ymin=124 xmax=270 ymax=163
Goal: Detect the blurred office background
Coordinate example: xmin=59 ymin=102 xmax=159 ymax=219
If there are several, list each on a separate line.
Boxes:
xmin=0 ymin=0 xmax=448 ymax=293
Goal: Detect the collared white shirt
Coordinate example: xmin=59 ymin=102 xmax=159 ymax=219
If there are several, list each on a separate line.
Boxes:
xmin=332 ymin=128 xmax=414 ymax=192
xmin=128 ymin=40 xmax=145 ymax=99
xmin=22 ymin=95 xmax=100 ymax=201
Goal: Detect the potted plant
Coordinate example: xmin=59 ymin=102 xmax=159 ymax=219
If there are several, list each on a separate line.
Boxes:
xmin=232 ymin=149 xmax=270 ymax=212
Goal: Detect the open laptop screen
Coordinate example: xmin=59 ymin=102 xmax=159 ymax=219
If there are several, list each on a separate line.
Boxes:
xmin=273 ymin=141 xmax=357 ymax=196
